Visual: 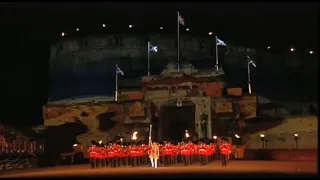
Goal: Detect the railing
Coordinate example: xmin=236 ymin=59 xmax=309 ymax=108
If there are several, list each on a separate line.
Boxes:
xmin=0 ymin=140 xmax=44 ymax=154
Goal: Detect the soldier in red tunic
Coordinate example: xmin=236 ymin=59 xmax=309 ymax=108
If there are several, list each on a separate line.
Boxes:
xmin=123 ymin=145 xmax=129 ymax=166
xmin=219 ymin=141 xmax=228 ymax=166
xmin=99 ymin=145 xmax=105 ymax=167
xmin=113 ymin=144 xmax=120 ymax=167
xmin=88 ymin=144 xmax=97 ymax=168
xmin=130 ymin=145 xmax=138 ymax=167
xmin=103 ymin=146 xmax=109 ymax=167
xmin=198 ymin=144 xmax=208 ymax=165
xmin=163 ymin=143 xmax=173 ymax=166
xmin=108 ymin=146 xmax=116 ymax=167
xmin=181 ymin=144 xmax=191 ymax=166
xmin=225 ymin=141 xmax=232 ymax=162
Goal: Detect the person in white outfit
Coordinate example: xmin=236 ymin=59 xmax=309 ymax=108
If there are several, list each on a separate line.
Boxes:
xmin=149 ymin=142 xmax=160 ymax=168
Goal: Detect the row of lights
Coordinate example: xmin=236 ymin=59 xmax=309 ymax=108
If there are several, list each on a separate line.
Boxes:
xmin=267 ymin=46 xmax=315 ymax=55
xmin=61 ymin=24 xmax=190 ymax=37
xmin=60 ymin=24 xmax=315 ymax=55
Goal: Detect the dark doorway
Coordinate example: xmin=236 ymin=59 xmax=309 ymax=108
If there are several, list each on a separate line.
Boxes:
xmin=160 ymin=104 xmax=195 ymax=141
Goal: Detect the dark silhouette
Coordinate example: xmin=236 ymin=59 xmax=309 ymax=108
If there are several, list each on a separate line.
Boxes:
xmin=96 ymin=111 xmax=118 ymax=132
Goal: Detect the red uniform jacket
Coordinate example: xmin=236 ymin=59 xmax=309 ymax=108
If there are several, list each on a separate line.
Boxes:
xmin=220 ymin=145 xmax=228 ymax=155
xmin=181 ymin=149 xmax=191 ymax=156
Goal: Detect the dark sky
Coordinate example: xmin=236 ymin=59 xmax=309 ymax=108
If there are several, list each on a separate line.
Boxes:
xmin=1 ymin=2 xmax=318 ymax=127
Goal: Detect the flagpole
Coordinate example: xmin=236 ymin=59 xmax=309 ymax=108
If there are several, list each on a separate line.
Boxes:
xmin=147 ymin=41 xmax=150 ymax=75
xmin=247 ymin=49 xmax=252 ymax=94
xmin=247 ymin=58 xmax=252 ymax=94
xmin=215 ymin=36 xmax=219 ymax=71
xmin=177 ymin=11 xmax=180 ymax=72
xmin=115 ymin=64 xmax=119 ymax=101
xmin=148 ymin=124 xmax=152 ymax=146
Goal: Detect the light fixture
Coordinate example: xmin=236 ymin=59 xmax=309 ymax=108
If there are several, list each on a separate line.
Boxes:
xmin=176 ymin=99 xmax=183 ymax=107
xmin=160 ymin=26 xmax=163 ymax=30
xmin=76 ymin=28 xmax=79 ymax=32
xmin=102 ymin=24 xmax=106 ymax=28
xmin=208 ymin=32 xmax=213 ymax=36
xmin=235 ymin=134 xmax=240 ymax=139
xmin=290 ymin=48 xmax=295 ymax=52
xmin=267 ymin=46 xmax=271 ymax=49
xmin=73 ymin=144 xmax=78 ymax=147
xmin=260 ymin=134 xmax=266 ymax=148
xmin=129 ymin=24 xmax=133 ymax=28
xmin=186 ymin=28 xmax=189 ymax=31
xmin=213 ymin=135 xmax=217 ymax=140
xmin=309 ymin=50 xmax=314 ymax=54
xmin=293 ymin=133 xmax=299 ymax=148
xmin=61 ymin=32 xmax=65 ymax=37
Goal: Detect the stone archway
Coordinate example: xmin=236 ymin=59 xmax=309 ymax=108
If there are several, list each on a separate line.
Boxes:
xmin=159 ymin=99 xmax=195 ymax=141
xmin=150 ymin=96 xmax=212 ymax=141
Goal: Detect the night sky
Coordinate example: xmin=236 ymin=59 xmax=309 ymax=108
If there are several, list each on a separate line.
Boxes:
xmin=1 ymin=2 xmax=317 ymax=127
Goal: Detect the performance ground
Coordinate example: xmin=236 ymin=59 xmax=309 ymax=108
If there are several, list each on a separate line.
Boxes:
xmin=0 ymin=161 xmax=317 ymax=178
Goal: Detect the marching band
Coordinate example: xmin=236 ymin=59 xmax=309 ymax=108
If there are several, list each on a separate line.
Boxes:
xmin=87 ymin=140 xmax=232 ymax=168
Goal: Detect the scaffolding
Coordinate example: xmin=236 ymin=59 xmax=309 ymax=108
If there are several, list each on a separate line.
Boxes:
xmin=0 ymin=125 xmax=44 ymax=171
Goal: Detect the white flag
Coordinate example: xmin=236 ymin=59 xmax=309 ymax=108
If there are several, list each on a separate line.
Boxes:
xmin=216 ymin=37 xmax=227 ymax=46
xmin=178 ymin=12 xmax=185 ymax=26
xmin=149 ymin=44 xmax=158 ymax=52
xmin=116 ymin=65 xmax=124 ymax=76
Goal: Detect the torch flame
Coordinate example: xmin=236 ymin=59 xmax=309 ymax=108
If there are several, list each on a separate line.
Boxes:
xmin=132 ymin=131 xmax=138 ymax=140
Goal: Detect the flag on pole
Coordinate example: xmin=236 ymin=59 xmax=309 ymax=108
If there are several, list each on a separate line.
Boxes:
xmin=178 ymin=12 xmax=185 ymax=25
xmin=149 ymin=44 xmax=158 ymax=52
xmin=116 ymin=65 xmax=124 ymax=76
xmin=216 ymin=37 xmax=227 ymax=46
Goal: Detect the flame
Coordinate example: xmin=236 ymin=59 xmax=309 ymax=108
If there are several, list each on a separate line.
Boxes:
xmin=132 ymin=131 xmax=138 ymax=140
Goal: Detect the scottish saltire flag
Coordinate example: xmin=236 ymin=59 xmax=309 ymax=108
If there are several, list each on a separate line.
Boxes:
xmin=178 ymin=12 xmax=185 ymax=25
xmin=149 ymin=44 xmax=158 ymax=52
xmin=216 ymin=37 xmax=227 ymax=46
xmin=116 ymin=65 xmax=124 ymax=76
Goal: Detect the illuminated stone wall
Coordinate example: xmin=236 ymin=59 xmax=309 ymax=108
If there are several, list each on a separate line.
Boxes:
xmin=245 ymin=116 xmax=318 ymax=149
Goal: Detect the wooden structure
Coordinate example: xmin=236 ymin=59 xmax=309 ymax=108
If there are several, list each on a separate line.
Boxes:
xmin=0 ymin=124 xmax=44 ymax=155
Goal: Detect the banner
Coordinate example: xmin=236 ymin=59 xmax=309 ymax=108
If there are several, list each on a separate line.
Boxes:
xmin=120 ymin=91 xmax=144 ymax=101
xmin=215 ymin=101 xmax=233 ymax=113
xmin=227 ymin=88 xmax=242 ymax=96
xmin=128 ymin=101 xmax=146 ymax=117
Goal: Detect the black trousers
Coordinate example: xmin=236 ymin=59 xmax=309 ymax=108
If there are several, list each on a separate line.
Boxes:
xmin=164 ymin=155 xmax=172 ymax=166
xmin=131 ymin=156 xmax=137 ymax=167
xmin=200 ymin=155 xmax=208 ymax=165
xmin=182 ymin=155 xmax=190 ymax=166
xmin=221 ymin=154 xmax=227 ymax=166
xmin=90 ymin=158 xmax=96 ymax=168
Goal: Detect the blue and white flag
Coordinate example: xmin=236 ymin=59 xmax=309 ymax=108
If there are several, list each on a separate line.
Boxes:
xmin=216 ymin=37 xmax=227 ymax=46
xmin=116 ymin=65 xmax=124 ymax=76
xmin=149 ymin=44 xmax=158 ymax=52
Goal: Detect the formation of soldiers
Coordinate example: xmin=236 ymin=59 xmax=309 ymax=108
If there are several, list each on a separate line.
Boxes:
xmin=88 ymin=140 xmax=232 ymax=168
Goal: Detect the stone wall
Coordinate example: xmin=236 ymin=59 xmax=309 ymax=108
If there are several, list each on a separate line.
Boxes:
xmin=244 ymin=149 xmax=317 ymax=161
xmin=245 ymin=116 xmax=318 ymax=149
xmin=49 ymin=34 xmax=318 ymax=101
xmin=49 ymin=34 xmax=253 ymax=99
